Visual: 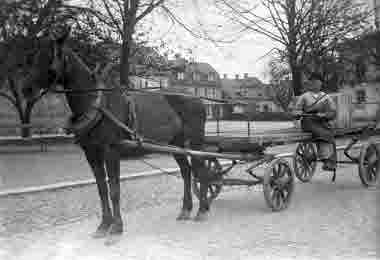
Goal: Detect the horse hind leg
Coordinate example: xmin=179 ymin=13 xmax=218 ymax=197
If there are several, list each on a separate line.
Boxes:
xmin=104 ymin=145 xmax=123 ymax=236
xmin=191 ymin=155 xmax=210 ymax=222
xmin=82 ymin=145 xmax=113 ymax=238
xmin=173 ymin=154 xmax=193 ymax=220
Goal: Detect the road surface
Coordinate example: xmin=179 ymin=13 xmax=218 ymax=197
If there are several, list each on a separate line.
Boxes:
xmin=0 ymin=151 xmax=378 ymax=259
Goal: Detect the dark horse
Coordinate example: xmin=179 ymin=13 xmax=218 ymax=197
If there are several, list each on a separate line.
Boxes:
xmin=25 ymin=30 xmax=212 ymax=241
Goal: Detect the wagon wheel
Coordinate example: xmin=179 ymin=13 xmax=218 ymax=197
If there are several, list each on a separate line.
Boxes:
xmin=358 ymin=142 xmax=380 ymax=187
xmin=192 ymin=158 xmax=223 ymax=204
xmin=293 ymin=142 xmax=317 ymax=182
xmin=263 ymin=158 xmax=294 ymax=211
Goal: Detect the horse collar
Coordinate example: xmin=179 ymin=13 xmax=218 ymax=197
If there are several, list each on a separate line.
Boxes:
xmin=65 ymin=89 xmax=105 ymax=139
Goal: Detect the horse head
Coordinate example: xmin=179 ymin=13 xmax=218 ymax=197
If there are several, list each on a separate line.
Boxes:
xmin=23 ymin=26 xmax=71 ymax=98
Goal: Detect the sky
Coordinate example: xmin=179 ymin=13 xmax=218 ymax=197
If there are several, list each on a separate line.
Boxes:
xmin=144 ymin=0 xmax=280 ymax=82
xmin=71 ymin=0 xmax=376 ymax=83
xmin=71 ymin=0 xmax=279 ymax=82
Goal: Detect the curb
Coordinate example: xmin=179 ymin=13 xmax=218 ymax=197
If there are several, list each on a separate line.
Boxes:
xmin=0 ymin=161 xmax=233 ymax=198
xmin=0 ymin=168 xmax=179 ymax=198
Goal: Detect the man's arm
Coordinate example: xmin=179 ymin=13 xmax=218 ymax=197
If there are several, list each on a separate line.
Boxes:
xmin=318 ymin=95 xmax=336 ymax=120
xmin=292 ymin=94 xmax=305 ymax=117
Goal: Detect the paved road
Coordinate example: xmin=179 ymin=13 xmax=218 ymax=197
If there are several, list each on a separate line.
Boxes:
xmin=0 ymin=158 xmax=378 ymax=259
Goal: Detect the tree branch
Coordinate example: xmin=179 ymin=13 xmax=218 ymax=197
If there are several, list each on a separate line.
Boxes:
xmin=136 ymin=0 xmax=165 ymax=24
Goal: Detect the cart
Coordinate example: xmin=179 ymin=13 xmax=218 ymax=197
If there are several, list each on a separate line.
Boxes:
xmin=293 ymin=124 xmax=380 ymax=186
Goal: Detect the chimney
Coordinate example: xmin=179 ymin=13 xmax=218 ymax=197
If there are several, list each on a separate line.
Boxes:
xmin=244 ymin=73 xmax=248 ymax=79
xmin=235 ymin=74 xmax=239 ymax=80
xmin=223 ymin=73 xmax=227 ymax=79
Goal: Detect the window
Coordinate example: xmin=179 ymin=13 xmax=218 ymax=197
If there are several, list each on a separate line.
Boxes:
xmin=204 ymin=88 xmax=208 ymax=97
xmin=208 ymin=73 xmax=215 ymax=81
xmin=356 ymin=89 xmax=366 ymax=103
xmin=263 ymin=104 xmax=270 ymax=112
xmin=193 ymin=72 xmax=200 ymax=81
xmin=206 ymin=105 xmax=213 ymax=118
xmin=145 ymin=80 xmax=148 ymax=88
xmin=177 ymin=72 xmax=184 ymax=80
xmin=212 ymin=88 xmax=216 ymax=98
xmin=194 ymin=88 xmax=199 ymax=96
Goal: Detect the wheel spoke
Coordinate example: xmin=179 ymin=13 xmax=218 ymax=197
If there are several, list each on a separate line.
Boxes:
xmin=276 ymin=190 xmax=283 ymax=209
xmin=368 ymin=166 xmax=377 ymax=181
xmin=278 ymin=189 xmax=286 ymax=207
xmin=278 ymin=163 xmax=284 ymax=178
xmin=270 ymin=188 xmax=276 ymax=203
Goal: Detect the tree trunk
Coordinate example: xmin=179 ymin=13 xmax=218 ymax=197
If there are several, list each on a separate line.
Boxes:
xmin=120 ymin=37 xmax=131 ymax=86
xmin=20 ymin=102 xmax=34 ymax=137
xmin=20 ymin=113 xmax=31 ymax=138
xmin=120 ymin=0 xmax=136 ymax=86
xmin=291 ymin=66 xmax=303 ymax=96
xmin=286 ymin=0 xmax=303 ymax=96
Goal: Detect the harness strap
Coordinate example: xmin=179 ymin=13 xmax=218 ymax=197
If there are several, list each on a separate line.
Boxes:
xmin=94 ymin=106 xmax=143 ymax=143
xmin=304 ymin=93 xmax=328 ymax=113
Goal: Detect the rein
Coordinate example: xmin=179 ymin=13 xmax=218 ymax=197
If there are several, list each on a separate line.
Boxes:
xmin=50 ymin=84 xmax=247 ymax=105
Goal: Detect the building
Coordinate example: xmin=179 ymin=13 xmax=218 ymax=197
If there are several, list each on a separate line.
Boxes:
xmin=341 ymin=82 xmax=380 ymax=120
xmin=129 ymin=74 xmax=170 ymax=90
xmin=169 ymin=57 xmax=225 ymax=119
xmin=221 ymin=73 xmax=283 ymax=116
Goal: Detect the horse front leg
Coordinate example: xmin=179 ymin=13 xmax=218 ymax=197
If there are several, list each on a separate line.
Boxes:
xmin=82 ymin=145 xmax=113 ymax=238
xmin=105 ymin=145 xmax=123 ymax=236
xmin=173 ymin=154 xmax=193 ymax=220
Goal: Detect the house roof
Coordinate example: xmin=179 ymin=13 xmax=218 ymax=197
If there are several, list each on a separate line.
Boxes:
xmin=187 ymin=62 xmax=219 ymax=75
xmin=221 ymin=77 xmax=265 ymax=98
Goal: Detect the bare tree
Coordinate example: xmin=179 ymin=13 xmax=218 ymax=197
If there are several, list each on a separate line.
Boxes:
xmin=0 ymin=0 xmax=64 ymax=137
xmin=214 ymin=0 xmax=372 ymax=95
xmin=70 ymin=0 xmax=167 ymax=85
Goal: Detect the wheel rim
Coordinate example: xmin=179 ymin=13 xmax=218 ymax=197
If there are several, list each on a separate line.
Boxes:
xmin=264 ymin=159 xmax=294 ymax=211
xmin=294 ymin=142 xmax=317 ymax=182
xmin=192 ymin=158 xmax=223 ymax=203
xmin=359 ymin=143 xmax=379 ymax=187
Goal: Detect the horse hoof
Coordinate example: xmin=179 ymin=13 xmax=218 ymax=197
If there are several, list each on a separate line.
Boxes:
xmin=92 ymin=228 xmax=108 ymax=239
xmin=92 ymin=221 xmax=112 ymax=239
xmin=104 ymin=233 xmax=122 ymax=246
xmin=176 ymin=210 xmax=192 ymax=221
xmin=108 ymin=221 xmax=123 ymax=235
xmin=193 ymin=211 xmax=209 ymax=222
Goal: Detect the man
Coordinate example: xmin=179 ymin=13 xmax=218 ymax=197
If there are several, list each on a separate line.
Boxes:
xmin=293 ymin=73 xmax=337 ymax=171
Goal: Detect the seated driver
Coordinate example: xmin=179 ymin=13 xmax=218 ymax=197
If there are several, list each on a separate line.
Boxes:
xmin=293 ymin=73 xmax=337 ymax=171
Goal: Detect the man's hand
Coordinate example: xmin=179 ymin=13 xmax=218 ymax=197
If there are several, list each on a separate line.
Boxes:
xmin=291 ymin=110 xmax=303 ymax=119
xmin=316 ymin=112 xmax=326 ymax=118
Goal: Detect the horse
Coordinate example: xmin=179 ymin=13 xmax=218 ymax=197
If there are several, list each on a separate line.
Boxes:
xmin=24 ymin=30 xmax=212 ymax=241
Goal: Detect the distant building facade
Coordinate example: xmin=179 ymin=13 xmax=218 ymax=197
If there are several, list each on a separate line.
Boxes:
xmin=221 ymin=73 xmax=283 ymax=116
xmin=168 ymin=57 xmax=225 ymax=119
xmin=341 ymin=82 xmax=380 ymax=120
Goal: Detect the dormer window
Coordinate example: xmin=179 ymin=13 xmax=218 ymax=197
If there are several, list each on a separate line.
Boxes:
xmin=208 ymin=73 xmax=215 ymax=81
xmin=177 ymin=72 xmax=184 ymax=80
xmin=193 ymin=72 xmax=200 ymax=81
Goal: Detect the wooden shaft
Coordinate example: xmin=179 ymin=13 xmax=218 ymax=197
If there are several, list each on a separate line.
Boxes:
xmin=119 ymin=139 xmax=273 ymax=161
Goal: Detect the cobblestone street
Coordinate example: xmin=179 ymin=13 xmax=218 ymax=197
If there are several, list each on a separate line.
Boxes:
xmin=0 ymin=157 xmax=378 ymax=260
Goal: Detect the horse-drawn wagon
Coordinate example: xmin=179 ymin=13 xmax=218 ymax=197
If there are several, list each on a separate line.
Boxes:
xmin=121 ymin=120 xmax=380 ymax=213
xmin=23 ymin=28 xmax=379 ymax=240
